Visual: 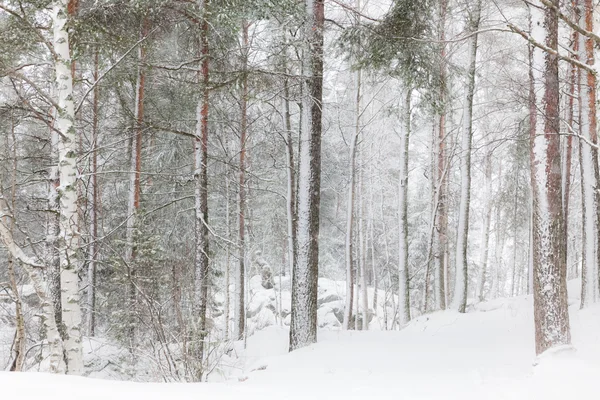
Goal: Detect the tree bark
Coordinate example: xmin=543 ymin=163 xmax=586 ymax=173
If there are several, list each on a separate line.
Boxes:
xmin=53 ymin=0 xmax=83 ymax=374
xmin=87 ymin=49 xmax=99 ymax=337
xmin=529 ymin=0 xmax=571 ymax=355
xmin=477 ymin=151 xmax=492 ymax=301
xmin=193 ymin=0 xmax=211 ymax=380
xmin=452 ymin=0 xmax=481 ymax=313
xmin=289 ymin=0 xmax=324 ymax=351
xmin=398 ymin=88 xmax=411 ymax=326
xmin=578 ymin=0 xmax=599 ymax=308
xmin=434 ymin=0 xmax=448 ymax=312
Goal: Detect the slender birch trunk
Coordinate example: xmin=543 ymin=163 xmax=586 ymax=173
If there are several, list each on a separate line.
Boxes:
xmin=290 ymin=0 xmax=324 ymax=351
xmin=344 ymin=43 xmax=363 ymax=329
xmin=398 ymin=88 xmax=411 ymax=326
xmin=452 ymin=0 xmax=481 ymax=313
xmin=529 ymin=0 xmax=571 ymax=355
xmin=358 ymin=150 xmax=368 ymax=330
xmin=52 ymin=0 xmax=83 ymax=374
xmin=343 ymin=122 xmax=358 ymax=330
xmin=0 ymin=195 xmax=65 ymax=373
xmin=477 ymin=151 xmax=492 ymax=301
xmin=6 ymin=116 xmax=25 ymax=371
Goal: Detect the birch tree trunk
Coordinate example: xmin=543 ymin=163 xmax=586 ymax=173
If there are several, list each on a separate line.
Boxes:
xmin=343 ymin=119 xmax=358 ymax=330
xmin=578 ymin=0 xmax=599 ymax=308
xmin=6 ymin=117 xmax=25 ymax=371
xmin=289 ymin=0 xmax=324 ymax=351
xmin=452 ymin=0 xmax=481 ymax=313
xmin=398 ymin=88 xmax=411 ymax=326
xmin=53 ymin=0 xmax=83 ymax=374
xmin=0 ymin=195 xmax=65 ymax=373
xmin=529 ymin=0 xmax=571 ymax=355
xmin=477 ymin=151 xmax=492 ymax=301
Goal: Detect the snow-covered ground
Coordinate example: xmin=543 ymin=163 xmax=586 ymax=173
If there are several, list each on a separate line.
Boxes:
xmin=3 ymin=279 xmax=600 ymax=399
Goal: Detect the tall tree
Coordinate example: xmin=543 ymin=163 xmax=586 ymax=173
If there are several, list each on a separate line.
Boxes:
xmin=53 ymin=0 xmax=83 ymax=374
xmin=452 ymin=0 xmax=481 ymax=313
xmin=577 ymin=0 xmax=599 ymax=307
xmin=289 ymin=0 xmax=324 ymax=351
xmin=529 ymin=0 xmax=571 ymax=355
xmin=194 ymin=0 xmax=211 ymax=379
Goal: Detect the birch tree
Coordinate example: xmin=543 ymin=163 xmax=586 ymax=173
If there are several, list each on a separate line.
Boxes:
xmin=452 ymin=0 xmax=481 ymax=313
xmin=53 ymin=0 xmax=83 ymax=374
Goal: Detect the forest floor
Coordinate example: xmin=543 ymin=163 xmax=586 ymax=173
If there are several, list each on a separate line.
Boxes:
xmin=2 ymin=279 xmax=599 ymax=399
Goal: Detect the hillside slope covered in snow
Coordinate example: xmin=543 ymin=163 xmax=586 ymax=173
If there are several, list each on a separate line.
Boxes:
xmin=3 ymin=279 xmax=600 ymax=399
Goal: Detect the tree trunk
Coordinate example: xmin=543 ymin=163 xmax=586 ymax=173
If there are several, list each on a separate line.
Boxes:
xmin=124 ymin=20 xmax=148 ymax=352
xmin=193 ymin=0 xmax=211 ymax=380
xmin=87 ymin=49 xmax=99 ymax=337
xmin=0 ymin=195 xmax=65 ymax=373
xmin=452 ymin=0 xmax=481 ymax=313
xmin=578 ymin=0 xmax=599 ymax=308
xmin=529 ymin=0 xmax=571 ymax=355
xmin=6 ymin=115 xmax=25 ymax=371
xmin=343 ymin=119 xmax=358 ymax=330
xmin=289 ymin=0 xmax=324 ymax=351
xmin=283 ymin=31 xmax=297 ymax=290
xmin=477 ymin=151 xmax=492 ymax=301
xmin=434 ymin=0 xmax=448 ymax=312
xmin=398 ymin=88 xmax=411 ymax=326
xmin=53 ymin=0 xmax=83 ymax=374
xmin=235 ymin=20 xmax=249 ymax=342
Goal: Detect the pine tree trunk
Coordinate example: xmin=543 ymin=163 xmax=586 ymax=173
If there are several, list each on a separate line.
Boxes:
xmin=125 ymin=20 xmax=148 ymax=352
xmin=578 ymin=0 xmax=599 ymax=308
xmin=235 ymin=20 xmax=249 ymax=342
xmin=453 ymin=0 xmax=481 ymax=313
xmin=87 ymin=49 xmax=99 ymax=337
xmin=283 ymin=34 xmax=297 ymax=287
xmin=529 ymin=0 xmax=571 ymax=355
xmin=193 ymin=0 xmax=211 ymax=379
xmin=398 ymin=88 xmax=411 ymax=326
xmin=434 ymin=0 xmax=448 ymax=312
xmin=53 ymin=0 xmax=83 ymax=374
xmin=289 ymin=0 xmax=324 ymax=351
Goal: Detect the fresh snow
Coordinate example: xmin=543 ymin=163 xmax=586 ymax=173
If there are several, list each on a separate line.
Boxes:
xmin=3 ymin=279 xmax=600 ymax=399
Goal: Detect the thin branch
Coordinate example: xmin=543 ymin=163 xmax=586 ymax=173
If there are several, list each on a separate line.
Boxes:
xmin=74 ymin=27 xmax=159 ymax=115
xmin=507 ymin=23 xmax=595 ymax=74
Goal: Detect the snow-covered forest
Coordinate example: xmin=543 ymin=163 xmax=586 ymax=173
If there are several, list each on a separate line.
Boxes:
xmin=0 ymin=0 xmax=599 ymax=397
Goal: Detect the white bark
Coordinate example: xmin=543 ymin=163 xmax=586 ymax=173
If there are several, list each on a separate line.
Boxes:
xmin=452 ymin=0 xmax=481 ymax=312
xmin=343 ymin=129 xmax=358 ymax=330
xmin=398 ymin=88 xmax=411 ymax=326
xmin=0 ymin=196 xmax=65 ymax=373
xmin=52 ymin=0 xmax=83 ymax=374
